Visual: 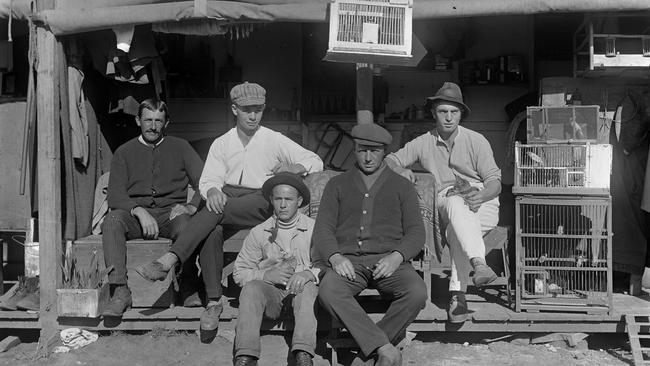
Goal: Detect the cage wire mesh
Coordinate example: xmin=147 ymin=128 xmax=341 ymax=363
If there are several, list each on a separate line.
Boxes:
xmin=514 ymin=142 xmax=611 ymax=194
xmin=516 ymin=197 xmax=611 ymax=309
xmin=336 ymin=2 xmax=406 ymax=46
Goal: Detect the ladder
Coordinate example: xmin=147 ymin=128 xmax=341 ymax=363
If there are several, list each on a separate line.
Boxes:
xmin=626 ymin=314 xmax=650 ymax=365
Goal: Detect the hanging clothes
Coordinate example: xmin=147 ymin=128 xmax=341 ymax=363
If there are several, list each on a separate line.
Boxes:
xmin=610 ymin=90 xmax=650 ymax=275
xmin=68 ymin=66 xmax=89 ymax=168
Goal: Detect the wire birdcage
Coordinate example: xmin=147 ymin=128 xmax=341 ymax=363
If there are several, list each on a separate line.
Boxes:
xmin=328 ymin=0 xmax=412 ymax=57
xmin=515 ymin=196 xmax=612 ymax=313
xmin=513 ymin=142 xmax=612 ymax=195
xmin=527 ymin=105 xmax=607 ymax=143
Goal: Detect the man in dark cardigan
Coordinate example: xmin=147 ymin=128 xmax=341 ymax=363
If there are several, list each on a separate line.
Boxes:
xmin=101 ymin=99 xmax=207 ymax=316
xmin=314 ymin=123 xmax=427 ymax=366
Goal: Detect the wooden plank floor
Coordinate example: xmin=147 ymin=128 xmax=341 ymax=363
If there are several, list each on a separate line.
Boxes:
xmin=3 ymin=268 xmax=648 ymax=332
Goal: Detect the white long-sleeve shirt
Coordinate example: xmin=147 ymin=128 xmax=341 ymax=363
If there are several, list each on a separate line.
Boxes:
xmin=199 ymin=126 xmax=323 ymax=197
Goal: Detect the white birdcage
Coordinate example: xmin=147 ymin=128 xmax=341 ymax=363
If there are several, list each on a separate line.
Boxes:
xmin=515 ymin=196 xmax=612 ymax=314
xmin=327 ymin=0 xmax=413 ymax=61
xmin=513 ymin=142 xmax=612 ymax=196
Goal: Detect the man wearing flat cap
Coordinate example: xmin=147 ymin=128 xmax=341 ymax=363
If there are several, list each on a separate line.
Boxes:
xmin=314 ymin=123 xmax=426 ymax=366
xmin=137 ymin=82 xmax=323 ymax=339
xmin=232 ymin=172 xmax=319 ymax=366
xmin=386 ymin=82 xmax=501 ymax=323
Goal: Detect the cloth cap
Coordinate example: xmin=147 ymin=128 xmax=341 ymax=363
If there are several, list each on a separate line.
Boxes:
xmin=350 ymin=123 xmax=393 ymax=146
xmin=426 ymin=82 xmax=471 ymax=118
xmin=230 ymin=82 xmax=266 ymax=106
xmin=262 ymin=172 xmax=310 ymax=208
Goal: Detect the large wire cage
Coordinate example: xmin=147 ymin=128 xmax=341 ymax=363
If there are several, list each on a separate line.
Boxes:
xmin=515 ymin=196 xmax=612 ymax=313
xmin=513 ymin=142 xmax=612 ymax=195
xmin=527 ymin=105 xmax=607 ymax=143
xmin=328 ymin=0 xmax=412 ymax=57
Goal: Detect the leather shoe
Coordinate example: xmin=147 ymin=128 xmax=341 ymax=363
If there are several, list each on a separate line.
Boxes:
xmin=102 ymin=285 xmax=132 ymax=317
xmin=182 ymin=292 xmax=203 ymax=307
xmin=471 ymin=258 xmax=497 ymax=287
xmin=294 ymin=350 xmax=313 ymax=366
xmin=135 ymin=261 xmax=169 ymax=282
xmin=447 ymin=291 xmax=469 ymax=323
xmin=233 ymin=355 xmax=258 ymax=366
xmin=376 ymin=344 xmax=401 ymax=366
xmin=199 ymin=302 xmax=223 ymax=343
xmin=16 ymin=291 xmax=40 ymax=311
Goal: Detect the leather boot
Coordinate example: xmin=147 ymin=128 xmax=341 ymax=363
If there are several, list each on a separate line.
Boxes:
xmin=233 ymin=355 xmax=258 ymax=366
xmin=471 ymin=257 xmax=497 ymax=287
xmin=102 ymin=285 xmax=132 ymax=317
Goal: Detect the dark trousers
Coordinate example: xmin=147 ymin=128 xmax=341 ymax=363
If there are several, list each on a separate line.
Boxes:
xmin=101 ymin=207 xmax=191 ymax=285
xmin=318 ymin=254 xmax=427 ymax=357
xmin=169 ymin=186 xmax=272 ymax=299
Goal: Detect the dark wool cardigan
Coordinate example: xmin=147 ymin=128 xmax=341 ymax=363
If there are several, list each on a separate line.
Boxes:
xmin=107 ymin=136 xmax=204 ymax=212
xmin=313 ymin=166 xmax=425 ymax=263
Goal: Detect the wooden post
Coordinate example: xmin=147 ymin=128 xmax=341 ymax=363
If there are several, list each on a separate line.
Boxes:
xmin=35 ymin=0 xmax=62 ymax=347
xmin=356 ymin=63 xmax=373 ymax=125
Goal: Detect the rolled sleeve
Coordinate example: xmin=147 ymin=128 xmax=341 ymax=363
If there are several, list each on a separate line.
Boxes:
xmin=387 ymin=137 xmax=422 ymax=169
xmin=277 ymin=134 xmax=323 ymax=174
xmin=199 ymin=140 xmax=227 ymax=198
xmin=475 ymin=136 xmax=501 ymax=184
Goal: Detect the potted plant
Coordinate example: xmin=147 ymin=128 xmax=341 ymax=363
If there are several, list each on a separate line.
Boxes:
xmin=57 ymin=251 xmax=112 ymax=318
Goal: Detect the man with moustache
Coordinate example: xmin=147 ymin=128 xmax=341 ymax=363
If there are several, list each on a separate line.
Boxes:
xmin=101 ymin=99 xmax=205 ymax=316
xmin=314 ymin=124 xmax=427 ymax=366
xmin=137 ymin=82 xmax=323 ymax=338
xmin=386 ymin=82 xmax=501 ymax=323
xmin=232 ymin=172 xmax=318 ymax=366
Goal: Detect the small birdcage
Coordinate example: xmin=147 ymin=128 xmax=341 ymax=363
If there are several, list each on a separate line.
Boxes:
xmin=513 ymin=142 xmax=612 ymax=195
xmin=327 ymin=0 xmax=413 ymax=62
xmin=527 ymin=105 xmax=607 ymax=143
xmin=515 ymin=196 xmax=612 ymax=313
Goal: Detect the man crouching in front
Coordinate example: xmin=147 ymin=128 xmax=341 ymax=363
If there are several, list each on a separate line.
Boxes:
xmin=314 ymin=124 xmax=427 ymax=366
xmin=232 ymin=172 xmax=319 ymax=366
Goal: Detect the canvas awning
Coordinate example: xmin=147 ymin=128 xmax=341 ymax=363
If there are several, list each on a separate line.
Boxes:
xmin=23 ymin=0 xmax=650 ymax=36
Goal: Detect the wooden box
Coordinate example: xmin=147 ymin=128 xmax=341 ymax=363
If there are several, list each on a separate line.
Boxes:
xmin=57 ymin=284 xmax=109 ymax=318
xmin=71 ymin=236 xmax=175 ymax=308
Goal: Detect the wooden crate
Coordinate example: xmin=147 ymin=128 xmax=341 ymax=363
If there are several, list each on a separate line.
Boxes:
xmin=57 ymin=284 xmax=109 ymax=318
xmin=72 ymin=236 xmax=175 ymax=308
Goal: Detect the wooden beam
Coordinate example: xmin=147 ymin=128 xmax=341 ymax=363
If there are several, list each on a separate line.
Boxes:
xmin=35 ymin=0 xmax=62 ymax=349
xmin=355 ymin=63 xmax=373 ymax=125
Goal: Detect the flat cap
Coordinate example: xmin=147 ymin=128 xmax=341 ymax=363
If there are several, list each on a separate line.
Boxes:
xmin=350 ymin=123 xmax=393 ymax=146
xmin=230 ymin=82 xmax=266 ymax=106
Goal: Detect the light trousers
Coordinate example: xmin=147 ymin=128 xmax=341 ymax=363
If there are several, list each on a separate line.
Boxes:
xmin=436 ymin=186 xmax=499 ymax=292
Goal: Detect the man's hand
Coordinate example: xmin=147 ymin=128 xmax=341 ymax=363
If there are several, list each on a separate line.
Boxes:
xmin=169 ymin=203 xmax=197 ymax=221
xmin=372 ymin=251 xmax=403 ymax=279
xmin=462 ymin=189 xmax=484 ymax=213
xmin=329 ymin=253 xmax=356 ymax=281
xmin=398 ymin=168 xmax=417 ymax=184
xmin=262 ymin=265 xmax=294 ymax=286
xmin=206 ymin=187 xmax=228 ymax=214
xmin=286 ymin=271 xmax=315 ymax=294
xmin=271 ymin=162 xmax=307 ymax=175
xmin=132 ymin=207 xmax=159 ymax=239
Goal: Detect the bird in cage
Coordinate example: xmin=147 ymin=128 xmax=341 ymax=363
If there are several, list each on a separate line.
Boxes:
xmin=526 ymin=151 xmax=546 ymax=167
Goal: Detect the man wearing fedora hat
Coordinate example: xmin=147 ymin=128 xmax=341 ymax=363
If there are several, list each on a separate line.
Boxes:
xmin=315 ymin=123 xmax=427 ymax=366
xmin=136 ymin=82 xmax=323 ymax=339
xmin=232 ymin=172 xmax=319 ymax=366
xmin=386 ymin=81 xmax=501 ymax=323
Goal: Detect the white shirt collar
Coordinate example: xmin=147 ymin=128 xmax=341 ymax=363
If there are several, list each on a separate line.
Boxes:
xmin=138 ymin=135 xmax=165 ymax=147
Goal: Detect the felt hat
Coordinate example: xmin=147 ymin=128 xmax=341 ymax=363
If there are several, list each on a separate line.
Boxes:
xmin=262 ymin=172 xmax=310 ymax=208
xmin=426 ymin=82 xmax=471 ymax=118
xmin=230 ymin=82 xmax=266 ymax=106
xmin=350 ymin=123 xmax=393 ymax=146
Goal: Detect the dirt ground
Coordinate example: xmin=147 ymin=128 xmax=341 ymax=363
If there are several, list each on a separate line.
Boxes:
xmin=0 ymin=329 xmax=634 ymax=366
